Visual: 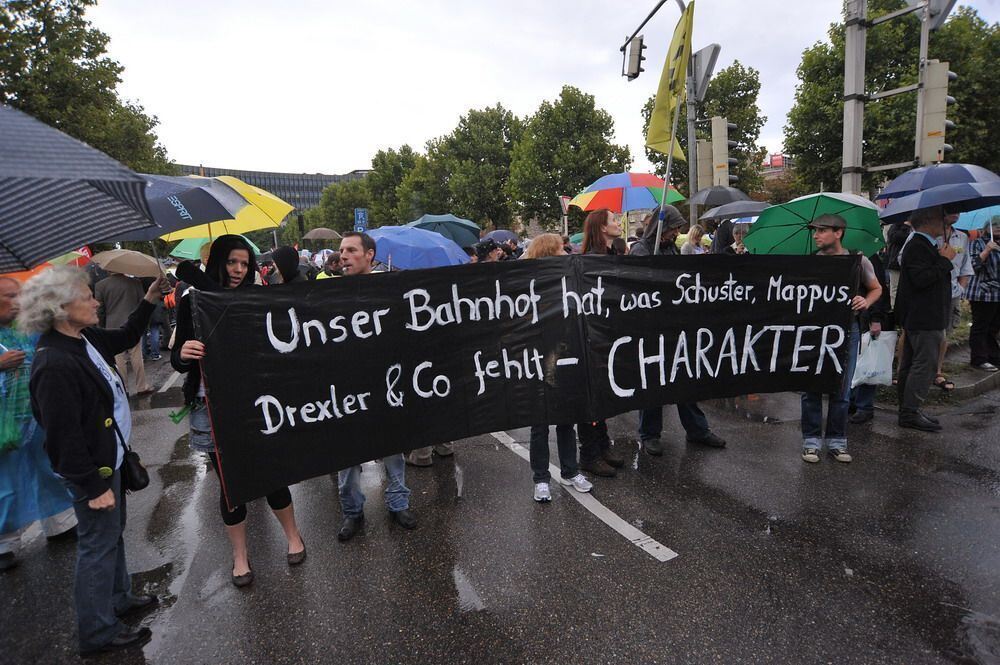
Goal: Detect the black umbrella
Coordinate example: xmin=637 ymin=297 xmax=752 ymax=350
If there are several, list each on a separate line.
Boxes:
xmin=0 ymin=104 xmax=156 ymax=273
xmin=700 ymin=200 xmax=772 ymax=221
xmin=687 ymin=186 xmax=751 ymax=207
xmin=875 ymin=163 xmax=1000 ymax=201
xmin=878 ymin=181 xmax=1000 ymax=224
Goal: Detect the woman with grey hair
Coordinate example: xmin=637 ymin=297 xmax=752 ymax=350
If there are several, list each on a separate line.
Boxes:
xmin=22 ymin=266 xmax=166 ymax=657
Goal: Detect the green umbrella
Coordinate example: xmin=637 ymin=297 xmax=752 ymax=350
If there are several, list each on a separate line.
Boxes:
xmin=743 ymin=192 xmax=885 ymax=257
xmin=169 ymin=235 xmax=261 ymax=260
xmin=569 ymin=232 xmax=584 ymax=244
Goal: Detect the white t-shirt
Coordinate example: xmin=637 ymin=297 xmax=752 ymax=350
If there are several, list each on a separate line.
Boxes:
xmin=83 ymin=338 xmax=129 ymax=470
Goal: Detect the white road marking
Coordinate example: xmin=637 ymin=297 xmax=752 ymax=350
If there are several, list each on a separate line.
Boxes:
xmin=158 ymin=371 xmax=182 ymax=393
xmin=556 ymin=358 xmax=579 ymax=366
xmin=491 ymin=430 xmax=679 ymax=562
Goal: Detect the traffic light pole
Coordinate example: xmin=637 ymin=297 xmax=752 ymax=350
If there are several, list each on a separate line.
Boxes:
xmin=913 ymin=2 xmax=931 ymax=164
xmin=841 ymin=0 xmax=867 ymax=195
xmin=686 ymin=60 xmax=699 ymax=226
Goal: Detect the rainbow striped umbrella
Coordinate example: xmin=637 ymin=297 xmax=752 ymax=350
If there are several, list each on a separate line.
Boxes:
xmin=569 ymin=172 xmax=685 ymax=213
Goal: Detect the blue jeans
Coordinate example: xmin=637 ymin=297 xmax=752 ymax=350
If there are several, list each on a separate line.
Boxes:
xmin=144 ymin=325 xmax=161 ymax=358
xmin=802 ymin=323 xmax=860 ymax=451
xmin=62 ymin=470 xmax=131 ymax=652
xmin=851 ymin=383 xmax=877 ymax=415
xmin=337 ymin=454 xmax=410 ymax=517
xmin=638 ymin=403 xmax=710 ymax=441
xmin=529 ymin=424 xmax=579 ymax=483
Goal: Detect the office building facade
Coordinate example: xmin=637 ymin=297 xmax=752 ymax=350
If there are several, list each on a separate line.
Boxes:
xmin=176 ymin=164 xmax=370 ymax=211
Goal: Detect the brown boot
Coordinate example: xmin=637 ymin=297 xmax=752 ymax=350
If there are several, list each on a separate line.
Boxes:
xmin=602 ymin=445 xmax=625 ymax=468
xmin=580 ymin=458 xmax=617 ymax=477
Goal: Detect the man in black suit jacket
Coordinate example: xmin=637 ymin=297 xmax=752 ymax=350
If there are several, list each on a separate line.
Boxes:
xmin=894 ymin=205 xmax=956 ymax=432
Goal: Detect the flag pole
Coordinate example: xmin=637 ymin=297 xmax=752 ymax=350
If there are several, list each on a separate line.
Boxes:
xmin=654 ymin=98 xmax=684 ymax=255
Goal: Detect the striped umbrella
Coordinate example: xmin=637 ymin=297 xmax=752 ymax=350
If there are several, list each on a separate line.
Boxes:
xmin=569 ymin=172 xmax=684 ymax=213
xmin=0 ymin=104 xmax=155 ymax=273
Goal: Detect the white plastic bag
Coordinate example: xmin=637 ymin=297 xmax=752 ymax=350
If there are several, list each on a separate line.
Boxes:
xmin=851 ymin=330 xmax=897 ymax=388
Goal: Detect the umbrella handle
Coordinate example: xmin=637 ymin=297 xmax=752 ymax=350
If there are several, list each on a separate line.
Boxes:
xmin=148 ymin=241 xmax=165 ymax=276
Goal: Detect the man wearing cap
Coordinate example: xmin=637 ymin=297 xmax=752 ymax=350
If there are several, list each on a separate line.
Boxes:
xmin=629 ymin=206 xmax=728 ymax=455
xmin=895 ymin=206 xmax=955 ymax=432
xmin=801 ymin=214 xmax=882 ymax=463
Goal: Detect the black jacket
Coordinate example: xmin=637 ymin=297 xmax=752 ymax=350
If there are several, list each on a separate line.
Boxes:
xmin=169 ymin=260 xmax=252 ymax=404
xmin=895 ymin=233 xmax=953 ymax=331
xmin=30 ymin=300 xmax=154 ymax=499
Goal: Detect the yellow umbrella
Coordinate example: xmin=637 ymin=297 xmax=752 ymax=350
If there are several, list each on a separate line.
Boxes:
xmin=158 ymin=175 xmax=294 ymax=241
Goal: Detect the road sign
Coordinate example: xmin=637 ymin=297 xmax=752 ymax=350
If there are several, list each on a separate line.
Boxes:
xmin=354 ymin=208 xmax=368 ymax=233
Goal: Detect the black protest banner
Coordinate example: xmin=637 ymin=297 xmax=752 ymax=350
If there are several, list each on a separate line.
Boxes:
xmin=194 ymin=254 xmax=858 ymax=505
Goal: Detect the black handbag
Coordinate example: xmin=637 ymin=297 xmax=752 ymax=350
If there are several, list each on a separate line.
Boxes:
xmin=113 ymin=421 xmax=149 ymax=492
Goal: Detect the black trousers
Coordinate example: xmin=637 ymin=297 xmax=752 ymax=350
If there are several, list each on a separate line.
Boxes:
xmin=969 ymin=300 xmax=1000 ymax=365
xmin=576 ymin=420 xmax=610 ymax=463
xmin=897 ymin=328 xmax=944 ymax=415
xmin=208 ymin=452 xmax=291 ymax=526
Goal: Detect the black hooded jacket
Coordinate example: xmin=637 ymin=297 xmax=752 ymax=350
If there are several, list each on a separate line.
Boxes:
xmin=170 ymin=235 xmax=258 ymax=404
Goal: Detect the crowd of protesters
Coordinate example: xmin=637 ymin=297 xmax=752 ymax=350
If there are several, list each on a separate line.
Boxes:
xmin=1 ymin=202 xmax=999 ymax=657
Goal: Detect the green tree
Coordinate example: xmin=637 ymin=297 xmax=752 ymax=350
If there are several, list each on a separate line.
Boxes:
xmin=507 ymin=86 xmax=630 ymax=228
xmin=367 ymin=145 xmax=417 ymax=226
xmin=436 ymin=104 xmax=524 ymax=229
xmin=641 ymin=60 xmax=767 ymax=196
xmin=784 ymin=2 xmax=1000 ymax=192
xmin=395 ymin=152 xmax=451 ymax=222
xmin=283 ymin=178 xmax=370 ymax=244
xmin=0 ymin=0 xmax=173 ymax=174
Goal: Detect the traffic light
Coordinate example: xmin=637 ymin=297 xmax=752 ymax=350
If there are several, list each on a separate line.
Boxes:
xmin=625 ymin=36 xmax=646 ymax=80
xmin=919 ymin=59 xmax=957 ymax=164
xmin=711 ymin=116 xmax=738 ymax=186
xmin=696 ymin=139 xmax=713 ymax=191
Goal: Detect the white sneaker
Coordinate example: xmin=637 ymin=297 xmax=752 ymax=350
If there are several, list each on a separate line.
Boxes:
xmin=559 ymin=473 xmax=593 ymax=493
xmin=533 ymin=482 xmax=551 ymax=502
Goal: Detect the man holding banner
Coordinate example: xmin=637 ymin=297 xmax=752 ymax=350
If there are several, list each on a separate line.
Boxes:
xmin=335 ymin=232 xmax=416 ymax=541
xmin=800 ymin=215 xmax=882 ymax=464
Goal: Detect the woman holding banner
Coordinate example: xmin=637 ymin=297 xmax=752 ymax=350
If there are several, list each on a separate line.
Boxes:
xmin=577 ymin=210 xmax=627 ymax=478
xmin=172 ymin=235 xmax=305 ymax=587
xmin=521 ymin=234 xmax=594 ymax=501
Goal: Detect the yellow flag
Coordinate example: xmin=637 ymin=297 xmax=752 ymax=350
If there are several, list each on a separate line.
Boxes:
xmin=645 ymin=2 xmax=695 ymax=161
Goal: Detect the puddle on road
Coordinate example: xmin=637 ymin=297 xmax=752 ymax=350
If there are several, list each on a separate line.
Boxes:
xmin=132 ymin=562 xmax=178 ymax=607
xmin=933 ymin=459 xmax=1000 ymax=497
xmin=452 ymin=566 xmax=485 ymax=613
xmin=454 ymin=463 xmax=464 ymax=499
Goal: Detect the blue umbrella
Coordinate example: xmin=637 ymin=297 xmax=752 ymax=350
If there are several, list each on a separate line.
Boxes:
xmin=879 ymin=181 xmax=1000 ymax=224
xmin=406 ymin=213 xmax=481 ymax=248
xmin=954 ymin=204 xmax=1000 ymax=232
xmin=484 ymin=229 xmax=518 ymax=244
xmin=367 ymin=226 xmax=469 ymax=270
xmin=875 ymin=163 xmax=1000 ymax=201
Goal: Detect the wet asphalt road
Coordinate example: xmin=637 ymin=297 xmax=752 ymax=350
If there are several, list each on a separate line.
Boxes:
xmin=2 ymin=360 xmax=1000 ymax=665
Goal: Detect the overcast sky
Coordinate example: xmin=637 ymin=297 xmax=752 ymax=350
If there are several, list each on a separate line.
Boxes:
xmin=89 ymin=0 xmax=999 ymax=175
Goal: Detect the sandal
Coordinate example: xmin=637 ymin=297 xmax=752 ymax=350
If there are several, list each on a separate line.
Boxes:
xmin=933 ymin=375 xmax=955 ymax=392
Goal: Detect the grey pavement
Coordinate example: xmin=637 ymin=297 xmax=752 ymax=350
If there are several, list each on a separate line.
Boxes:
xmin=2 ymin=359 xmax=999 ymax=664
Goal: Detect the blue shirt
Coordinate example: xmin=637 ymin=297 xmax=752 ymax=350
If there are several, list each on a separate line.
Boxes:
xmin=83 ymin=338 xmax=129 ymax=470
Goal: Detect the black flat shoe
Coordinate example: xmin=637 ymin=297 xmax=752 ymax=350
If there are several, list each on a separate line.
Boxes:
xmin=80 ymin=625 xmax=152 ymax=658
xmin=898 ymin=414 xmax=942 ymax=432
xmin=687 ymin=431 xmax=727 ymax=448
xmin=115 ymin=593 xmax=159 ymax=619
xmin=338 ymin=515 xmax=364 ymax=542
xmin=287 ymin=541 xmax=306 ymax=566
xmin=389 ymin=509 xmax=417 ymax=530
xmin=232 ymin=562 xmax=254 ymax=588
